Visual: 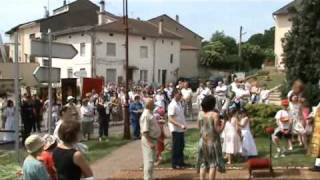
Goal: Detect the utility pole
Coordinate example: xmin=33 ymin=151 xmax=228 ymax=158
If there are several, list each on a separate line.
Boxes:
xmin=0 ymin=34 xmax=8 ymax=62
xmin=123 ymin=0 xmax=131 ymax=139
xmin=238 ymin=26 xmax=246 ymax=58
xmin=13 ymin=32 xmax=20 ymax=162
xmin=47 ymin=29 xmax=53 ymax=134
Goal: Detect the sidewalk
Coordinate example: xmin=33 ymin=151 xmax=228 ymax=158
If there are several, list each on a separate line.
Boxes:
xmin=111 ymin=168 xmax=320 ymax=180
xmin=91 ymin=140 xmax=143 ymax=179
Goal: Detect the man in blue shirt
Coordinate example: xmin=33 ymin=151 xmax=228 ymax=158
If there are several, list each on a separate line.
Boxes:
xmin=129 ymin=95 xmax=144 ymax=139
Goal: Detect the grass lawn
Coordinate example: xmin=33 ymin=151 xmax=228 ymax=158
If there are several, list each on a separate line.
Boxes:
xmin=0 ymin=135 xmax=130 ymax=180
xmin=160 ymin=128 xmax=314 ymax=168
xmin=256 ymin=71 xmax=285 ymax=89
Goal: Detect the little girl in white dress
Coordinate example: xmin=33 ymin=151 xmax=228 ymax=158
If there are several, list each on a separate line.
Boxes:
xmin=223 ymin=111 xmax=242 ymax=164
xmin=239 ymin=110 xmax=258 ymax=157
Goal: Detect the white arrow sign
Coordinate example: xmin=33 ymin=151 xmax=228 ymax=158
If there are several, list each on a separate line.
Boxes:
xmin=33 ymin=66 xmax=61 ymax=83
xmin=30 ymin=39 xmax=78 ymax=59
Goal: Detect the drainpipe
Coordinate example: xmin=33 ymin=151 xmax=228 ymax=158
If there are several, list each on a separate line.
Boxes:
xmin=152 ymin=38 xmax=156 ymax=83
xmin=88 ymin=29 xmax=96 ymax=77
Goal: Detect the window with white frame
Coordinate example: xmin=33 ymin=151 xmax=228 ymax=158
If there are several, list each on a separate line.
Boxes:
xmin=67 ymin=68 xmax=73 ymax=78
xmin=80 ymin=43 xmax=86 ymax=56
xmin=106 ymin=43 xmax=116 ymax=56
xmin=140 ymin=46 xmax=148 ymax=58
xmin=140 ymin=70 xmax=148 ymax=82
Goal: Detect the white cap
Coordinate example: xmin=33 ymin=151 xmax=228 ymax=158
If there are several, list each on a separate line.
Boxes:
xmin=67 ymin=96 xmax=74 ymax=102
xmin=25 ymin=134 xmax=44 ymax=154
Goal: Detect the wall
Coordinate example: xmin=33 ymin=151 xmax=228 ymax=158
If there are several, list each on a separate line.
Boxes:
xmin=179 ymin=50 xmax=198 ymax=77
xmin=274 ymin=14 xmax=293 ymax=69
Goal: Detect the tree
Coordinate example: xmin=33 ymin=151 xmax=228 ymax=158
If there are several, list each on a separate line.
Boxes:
xmin=200 ymin=41 xmax=226 ymax=66
xmin=247 ymin=27 xmax=275 ymax=49
xmin=282 ymin=0 xmax=320 ymax=106
xmin=241 ymin=43 xmax=266 ymax=69
xmin=210 ymin=31 xmax=238 ymax=54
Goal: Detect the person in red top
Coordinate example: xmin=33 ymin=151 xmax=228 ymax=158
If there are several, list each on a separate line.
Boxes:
xmin=38 ymin=134 xmax=58 ymax=180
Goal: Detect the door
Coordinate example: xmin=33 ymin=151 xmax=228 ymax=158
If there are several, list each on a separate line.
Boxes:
xmin=162 ymin=70 xmax=167 ymax=85
xmin=106 ymin=69 xmax=117 ymax=83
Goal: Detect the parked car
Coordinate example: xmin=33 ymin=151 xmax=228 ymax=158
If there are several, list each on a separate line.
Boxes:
xmin=176 ymin=77 xmax=200 ymax=91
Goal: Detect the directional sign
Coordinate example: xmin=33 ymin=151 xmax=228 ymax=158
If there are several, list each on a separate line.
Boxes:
xmin=30 ymin=39 xmax=78 ymax=59
xmin=33 ymin=66 xmax=61 ymax=83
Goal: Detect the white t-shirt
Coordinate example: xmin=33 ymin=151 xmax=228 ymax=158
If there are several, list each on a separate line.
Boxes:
xmin=260 ymin=90 xmax=270 ymax=100
xmin=215 ymin=85 xmax=227 ymax=96
xmin=275 ymin=110 xmax=291 ymax=130
xmin=181 ymin=88 xmax=193 ymax=100
xmin=80 ymin=105 xmax=94 ymax=121
xmin=168 ymin=99 xmax=187 ymax=133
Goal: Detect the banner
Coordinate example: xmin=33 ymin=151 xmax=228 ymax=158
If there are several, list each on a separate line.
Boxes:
xmin=82 ymin=78 xmax=104 ymax=98
xmin=61 ymin=78 xmax=77 ymax=105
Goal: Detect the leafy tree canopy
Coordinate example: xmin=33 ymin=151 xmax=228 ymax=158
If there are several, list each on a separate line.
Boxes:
xmin=210 ymin=31 xmax=238 ymax=55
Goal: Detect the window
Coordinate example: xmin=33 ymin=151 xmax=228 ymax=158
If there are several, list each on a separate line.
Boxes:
xmin=140 ymin=70 xmax=148 ymax=82
xmin=107 ymin=43 xmax=116 ymax=56
xmin=24 ymin=54 xmax=28 ymax=62
xmin=67 ymin=68 xmax=73 ymax=78
xmin=162 ymin=40 xmax=164 ymax=44
xmin=140 ymin=46 xmax=148 ymax=58
xmin=170 ymin=54 xmax=174 ymax=64
xmin=142 ymin=37 xmax=146 ymax=40
xmin=80 ymin=43 xmax=86 ymax=56
xmin=109 ymin=33 xmax=114 ymax=36
xmin=29 ymin=33 xmax=35 ymax=39
xmin=158 ymin=69 xmax=161 ymax=83
xmin=42 ymin=59 xmax=49 ymax=66
xmin=29 ymin=56 xmax=36 ymax=63
xmin=171 ymin=41 xmax=174 ymax=46
xmin=106 ymin=69 xmax=117 ymax=83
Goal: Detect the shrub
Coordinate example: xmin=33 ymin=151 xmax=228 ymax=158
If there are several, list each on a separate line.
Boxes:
xmin=245 ymin=104 xmax=281 ymax=137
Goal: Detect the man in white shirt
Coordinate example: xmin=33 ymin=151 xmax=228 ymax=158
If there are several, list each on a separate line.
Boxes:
xmin=181 ymin=82 xmax=193 ymax=118
xmin=168 ymin=89 xmax=187 ymax=169
xmin=215 ymin=81 xmax=227 ymax=111
xmin=140 ymin=98 xmax=161 ymax=180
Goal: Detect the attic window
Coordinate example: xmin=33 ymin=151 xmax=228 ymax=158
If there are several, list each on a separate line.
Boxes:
xmin=81 ymin=33 xmax=84 ymax=36
xmin=162 ymin=40 xmax=164 ymax=44
xmin=69 ymin=35 xmax=72 ymax=39
xmin=142 ymin=37 xmax=146 ymax=40
xmin=109 ymin=33 xmax=114 ymax=36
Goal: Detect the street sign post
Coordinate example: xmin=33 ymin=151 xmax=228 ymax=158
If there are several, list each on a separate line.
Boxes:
xmin=30 ymin=32 xmax=78 ymax=134
xmin=30 ymin=39 xmax=78 ymax=59
xmin=33 ymin=66 xmax=61 ymax=83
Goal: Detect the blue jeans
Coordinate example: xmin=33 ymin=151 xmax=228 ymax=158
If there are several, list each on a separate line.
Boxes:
xmin=172 ymin=132 xmax=185 ymax=167
xmin=131 ymin=118 xmax=140 ymax=138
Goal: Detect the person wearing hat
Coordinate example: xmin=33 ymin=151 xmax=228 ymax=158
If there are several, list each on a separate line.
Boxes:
xmin=272 ymin=99 xmax=293 ymax=158
xmin=129 ymin=95 xmax=144 ymax=139
xmin=65 ymin=96 xmax=80 ymax=121
xmin=38 ymin=134 xmax=58 ymax=180
xmin=80 ymin=98 xmax=94 ymax=141
xmin=23 ymin=134 xmax=50 ymax=180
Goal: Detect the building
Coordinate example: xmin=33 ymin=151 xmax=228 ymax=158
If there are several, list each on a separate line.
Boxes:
xmin=273 ymin=0 xmax=301 ymax=70
xmin=6 ymin=0 xmax=182 ymax=85
xmin=149 ymin=14 xmax=203 ymax=78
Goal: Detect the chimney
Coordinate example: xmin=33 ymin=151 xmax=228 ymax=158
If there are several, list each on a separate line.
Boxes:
xmin=98 ymin=0 xmax=106 ymax=25
xmin=44 ymin=6 xmax=49 ymax=18
xmin=63 ymin=0 xmax=67 ymax=6
xmin=158 ymin=19 xmax=163 ymax=35
xmin=137 ymin=17 xmax=141 ymax=21
xmin=99 ymin=0 xmax=105 ymax=13
xmin=175 ymin=15 xmax=179 ymax=22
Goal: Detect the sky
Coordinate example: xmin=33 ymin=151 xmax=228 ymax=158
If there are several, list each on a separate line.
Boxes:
xmin=0 ymin=0 xmax=292 ymax=42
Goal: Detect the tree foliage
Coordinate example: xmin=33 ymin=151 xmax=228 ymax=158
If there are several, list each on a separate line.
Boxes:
xmin=210 ymin=31 xmax=238 ymax=54
xmin=282 ymin=0 xmax=320 ymax=106
xmin=241 ymin=43 xmax=266 ymax=69
xmin=247 ymin=27 xmax=275 ymax=49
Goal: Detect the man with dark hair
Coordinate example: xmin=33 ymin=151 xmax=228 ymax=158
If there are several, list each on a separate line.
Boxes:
xmin=168 ymin=89 xmax=187 ymax=169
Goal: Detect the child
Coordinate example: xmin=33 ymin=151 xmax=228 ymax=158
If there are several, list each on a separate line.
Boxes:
xmin=223 ymin=110 xmax=242 ymax=164
xmin=273 ymin=99 xmax=293 ymax=158
xmin=38 ymin=134 xmax=58 ymax=180
xmin=238 ymin=110 xmax=258 ymax=158
xmin=23 ymin=134 xmax=50 ymax=180
xmin=259 ymin=85 xmax=270 ymax=104
xmin=289 ymin=94 xmax=306 ymax=149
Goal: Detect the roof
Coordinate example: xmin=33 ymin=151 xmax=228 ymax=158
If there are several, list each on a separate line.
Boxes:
xmin=273 ymin=1 xmax=298 ymax=15
xmin=181 ymin=45 xmax=198 ymax=50
xmin=52 ymin=25 xmax=94 ymax=36
xmin=148 ymin=14 xmax=203 ymax=39
xmin=94 ymin=18 xmax=182 ymax=39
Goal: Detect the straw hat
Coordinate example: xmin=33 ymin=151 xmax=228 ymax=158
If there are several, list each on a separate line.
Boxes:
xmin=25 ymin=134 xmax=44 ymax=154
xmin=42 ymin=134 xmax=57 ymax=150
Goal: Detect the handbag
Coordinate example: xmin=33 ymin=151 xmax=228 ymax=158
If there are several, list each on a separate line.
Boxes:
xmin=163 ymin=124 xmax=171 ymax=138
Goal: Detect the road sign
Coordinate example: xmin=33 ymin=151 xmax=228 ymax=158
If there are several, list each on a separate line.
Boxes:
xmin=30 ymin=39 xmax=78 ymax=59
xmin=33 ymin=66 xmax=61 ymax=83
xmin=74 ymin=69 xmax=87 ymax=78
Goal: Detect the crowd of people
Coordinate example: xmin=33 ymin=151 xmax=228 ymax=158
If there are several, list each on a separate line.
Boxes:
xmin=1 ymin=76 xmax=318 ymax=180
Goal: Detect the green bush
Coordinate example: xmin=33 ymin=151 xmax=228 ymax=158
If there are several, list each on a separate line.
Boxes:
xmin=245 ymin=104 xmax=281 ymax=137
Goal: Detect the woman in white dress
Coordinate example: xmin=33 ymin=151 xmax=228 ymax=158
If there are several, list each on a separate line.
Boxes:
xmin=223 ymin=111 xmax=242 ymax=164
xmin=239 ymin=110 xmax=257 ymax=157
xmin=4 ymin=100 xmax=15 ymax=141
